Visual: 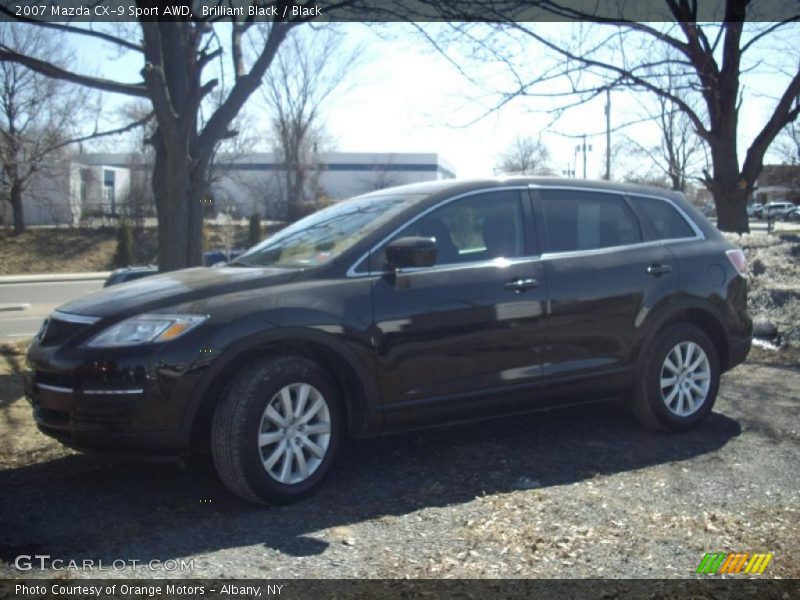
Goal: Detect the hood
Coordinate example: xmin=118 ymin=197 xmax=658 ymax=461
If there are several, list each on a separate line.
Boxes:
xmin=58 ymin=267 xmax=299 ymax=319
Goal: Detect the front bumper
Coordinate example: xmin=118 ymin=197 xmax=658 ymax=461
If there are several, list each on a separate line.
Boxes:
xmin=24 ymin=371 xmax=190 ymax=455
xmin=24 ymin=336 xmax=208 ymax=456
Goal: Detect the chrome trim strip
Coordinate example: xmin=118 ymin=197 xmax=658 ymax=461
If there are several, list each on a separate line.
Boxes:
xmin=82 ymin=388 xmax=144 ymax=395
xmin=51 ymin=310 xmax=101 ymax=325
xmin=540 ymin=237 xmax=699 ymax=260
xmin=36 ymin=383 xmax=73 ymax=394
xmin=346 ymin=186 xmax=531 ymax=278
xmin=395 ymin=255 xmax=542 ymax=276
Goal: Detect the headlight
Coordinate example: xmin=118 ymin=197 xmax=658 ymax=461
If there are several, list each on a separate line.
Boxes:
xmin=84 ymin=314 xmax=208 ymax=348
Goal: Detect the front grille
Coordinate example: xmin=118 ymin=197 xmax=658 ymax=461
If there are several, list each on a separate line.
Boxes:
xmin=40 ymin=318 xmax=91 ymax=346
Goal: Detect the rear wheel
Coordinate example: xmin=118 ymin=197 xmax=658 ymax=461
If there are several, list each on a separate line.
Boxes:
xmin=211 ymin=356 xmax=342 ymax=504
xmin=632 ymin=323 xmax=720 ymax=431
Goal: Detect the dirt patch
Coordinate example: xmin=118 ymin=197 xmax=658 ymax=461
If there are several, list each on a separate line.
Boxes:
xmin=0 ymin=347 xmax=797 ymax=579
xmin=724 ymin=232 xmax=800 ymax=347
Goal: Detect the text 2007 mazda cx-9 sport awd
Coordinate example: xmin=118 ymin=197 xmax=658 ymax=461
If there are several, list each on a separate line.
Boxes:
xmin=25 ymin=178 xmax=751 ymax=503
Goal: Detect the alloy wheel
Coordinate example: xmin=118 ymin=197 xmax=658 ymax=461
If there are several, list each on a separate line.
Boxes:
xmin=258 ymin=383 xmax=331 ymax=484
xmin=660 ymin=341 xmax=711 ymax=417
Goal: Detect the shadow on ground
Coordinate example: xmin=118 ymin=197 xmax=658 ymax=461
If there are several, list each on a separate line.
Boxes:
xmin=0 ymin=399 xmax=741 ymax=565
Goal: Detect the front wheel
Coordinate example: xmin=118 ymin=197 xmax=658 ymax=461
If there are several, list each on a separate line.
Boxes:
xmin=211 ymin=356 xmax=342 ymax=504
xmin=632 ymin=323 xmax=720 ymax=431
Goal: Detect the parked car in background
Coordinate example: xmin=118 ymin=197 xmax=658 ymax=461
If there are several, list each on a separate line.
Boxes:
xmin=701 ymin=204 xmax=716 ymax=218
xmin=747 ymin=203 xmax=763 ymax=218
xmin=782 ymin=206 xmax=800 ymax=222
xmin=762 ymin=201 xmax=795 ymax=219
xmin=203 ymin=248 xmax=244 ymax=267
xmin=25 ymin=178 xmax=752 ymax=504
xmin=104 ymin=266 xmax=158 ymax=287
xmin=105 ymin=249 xmax=247 ymax=287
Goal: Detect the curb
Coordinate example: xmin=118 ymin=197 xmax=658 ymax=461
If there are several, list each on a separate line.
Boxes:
xmin=0 ymin=272 xmax=110 ymax=285
xmin=0 ymin=303 xmax=31 ymax=312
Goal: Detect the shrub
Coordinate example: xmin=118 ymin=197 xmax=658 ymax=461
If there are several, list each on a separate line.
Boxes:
xmin=112 ymin=222 xmax=134 ymax=268
xmin=248 ymin=212 xmax=262 ymax=247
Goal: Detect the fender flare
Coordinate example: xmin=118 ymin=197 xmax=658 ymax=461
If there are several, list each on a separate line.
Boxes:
xmin=635 ymin=297 xmax=733 ymax=369
xmin=183 ymin=327 xmax=381 ymax=438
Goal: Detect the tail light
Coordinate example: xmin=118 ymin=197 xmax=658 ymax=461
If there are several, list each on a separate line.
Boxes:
xmin=726 ymin=249 xmax=747 ymax=276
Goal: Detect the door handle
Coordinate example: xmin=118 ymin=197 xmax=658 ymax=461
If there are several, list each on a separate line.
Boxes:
xmin=647 ymin=263 xmax=673 ymax=277
xmin=503 ymin=278 xmax=539 ymax=292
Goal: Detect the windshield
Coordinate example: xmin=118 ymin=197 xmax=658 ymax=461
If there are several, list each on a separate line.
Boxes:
xmin=232 ymin=193 xmax=424 ymax=268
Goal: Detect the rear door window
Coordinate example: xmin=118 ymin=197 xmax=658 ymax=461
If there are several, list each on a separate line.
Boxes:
xmin=630 ymin=196 xmax=696 ymax=241
xmin=539 ymin=190 xmax=641 ymax=253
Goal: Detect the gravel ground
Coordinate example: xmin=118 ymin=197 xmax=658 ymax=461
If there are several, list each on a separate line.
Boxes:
xmin=1 ymin=343 xmax=798 ymax=580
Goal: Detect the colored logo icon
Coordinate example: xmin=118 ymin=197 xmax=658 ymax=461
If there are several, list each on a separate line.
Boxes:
xmin=696 ymin=552 xmax=773 ymax=574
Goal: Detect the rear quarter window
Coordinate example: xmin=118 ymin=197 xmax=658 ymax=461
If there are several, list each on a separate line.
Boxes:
xmin=630 ymin=196 xmax=696 ymax=241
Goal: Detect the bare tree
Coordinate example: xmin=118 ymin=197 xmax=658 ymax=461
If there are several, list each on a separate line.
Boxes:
xmin=623 ymin=59 xmax=708 ymax=192
xmin=357 ymin=155 xmax=404 ymax=192
xmin=495 ymin=136 xmax=554 ymax=175
xmin=413 ymin=1 xmax=800 ymax=233
xmin=206 ymin=107 xmax=270 ymax=214
xmin=624 ymin=99 xmax=707 ymax=192
xmin=0 ymin=7 xmax=359 ymax=269
xmin=260 ymin=27 xmax=362 ymax=222
xmin=773 ymin=119 xmax=800 ymax=166
xmin=0 ymin=25 xmax=95 ymax=233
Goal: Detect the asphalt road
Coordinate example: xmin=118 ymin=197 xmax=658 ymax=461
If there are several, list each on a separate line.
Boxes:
xmin=0 ymin=280 xmax=104 ymax=339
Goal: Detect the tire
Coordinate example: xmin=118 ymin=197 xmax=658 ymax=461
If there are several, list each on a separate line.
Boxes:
xmin=211 ymin=356 xmax=342 ymax=504
xmin=631 ymin=323 xmax=720 ymax=431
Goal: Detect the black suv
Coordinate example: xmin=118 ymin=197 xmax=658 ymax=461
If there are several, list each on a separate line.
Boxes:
xmin=25 ymin=178 xmax=751 ymax=504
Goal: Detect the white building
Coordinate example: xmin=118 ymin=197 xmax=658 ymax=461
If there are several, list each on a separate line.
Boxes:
xmin=2 ymin=151 xmax=454 ymax=227
xmin=212 ymin=152 xmax=455 ymax=218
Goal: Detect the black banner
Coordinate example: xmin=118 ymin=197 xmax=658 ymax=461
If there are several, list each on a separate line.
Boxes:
xmin=3 ymin=579 xmax=800 ymax=600
xmin=0 ymin=0 xmax=798 ymax=23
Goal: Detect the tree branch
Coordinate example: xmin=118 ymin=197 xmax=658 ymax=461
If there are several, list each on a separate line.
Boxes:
xmin=0 ymin=45 xmax=147 ymax=96
xmin=198 ymin=21 xmax=296 ymax=163
xmin=741 ymin=70 xmax=800 ymax=185
xmin=741 ymin=18 xmax=800 ymax=54
xmin=0 ymin=5 xmax=143 ymax=53
xmin=506 ymin=22 xmax=711 ymax=139
xmin=38 ymin=112 xmax=156 ymax=157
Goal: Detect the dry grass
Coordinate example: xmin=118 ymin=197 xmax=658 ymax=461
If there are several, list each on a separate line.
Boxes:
xmin=0 ymin=224 xmax=275 ymax=275
xmin=0 ymin=339 xmax=75 ymax=469
xmin=0 ymin=228 xmax=119 ymax=274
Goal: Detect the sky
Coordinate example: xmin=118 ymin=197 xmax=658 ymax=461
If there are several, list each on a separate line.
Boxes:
xmin=68 ymin=21 xmax=799 ymax=183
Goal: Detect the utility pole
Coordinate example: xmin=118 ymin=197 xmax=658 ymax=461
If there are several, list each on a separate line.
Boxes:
xmin=583 ymin=134 xmax=588 ymax=179
xmin=605 ymin=87 xmax=611 ymax=180
xmin=576 ymin=135 xmax=592 ymax=178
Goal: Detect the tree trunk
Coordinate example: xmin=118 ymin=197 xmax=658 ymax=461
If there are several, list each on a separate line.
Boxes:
xmin=9 ymin=183 xmax=25 ymax=235
xmin=151 ymin=140 xmax=204 ymax=272
xmin=714 ymin=183 xmax=749 ymax=233
xmin=707 ymin=134 xmax=750 ymax=234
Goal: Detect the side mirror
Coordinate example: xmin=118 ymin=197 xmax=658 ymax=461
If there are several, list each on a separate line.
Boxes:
xmin=385 ymin=236 xmax=437 ymax=269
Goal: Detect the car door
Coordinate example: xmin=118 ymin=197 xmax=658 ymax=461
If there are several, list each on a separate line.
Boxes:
xmin=369 ymin=188 xmax=548 ymax=427
xmin=532 ymin=187 xmax=680 ymax=400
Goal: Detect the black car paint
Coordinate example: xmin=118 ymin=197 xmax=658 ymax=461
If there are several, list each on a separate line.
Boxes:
xmin=25 ymin=178 xmax=752 ymax=455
